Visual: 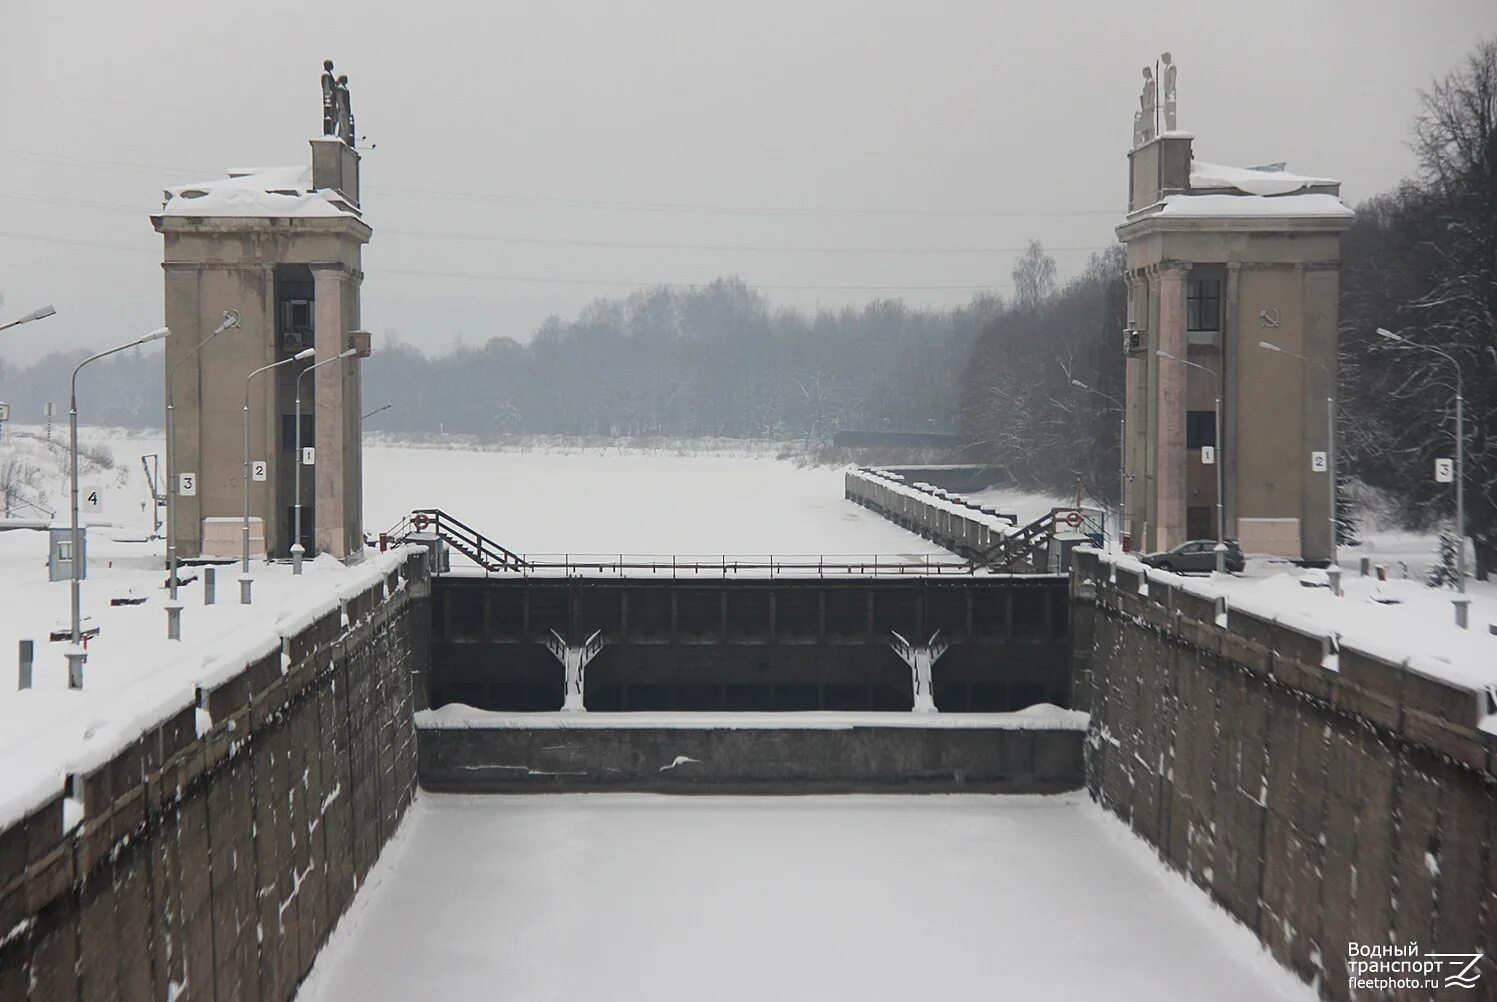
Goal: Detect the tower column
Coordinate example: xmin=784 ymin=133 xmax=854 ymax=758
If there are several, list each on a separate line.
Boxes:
xmin=1155 ymin=262 xmax=1189 ymax=550
xmin=312 ymin=263 xmax=349 ymax=558
xmin=1123 ymin=273 xmax=1146 ymax=548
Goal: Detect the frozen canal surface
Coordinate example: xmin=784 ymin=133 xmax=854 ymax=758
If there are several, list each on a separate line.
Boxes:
xmin=297 ymin=794 xmax=1311 ymax=1002
xmin=363 ymin=445 xmax=962 ymax=556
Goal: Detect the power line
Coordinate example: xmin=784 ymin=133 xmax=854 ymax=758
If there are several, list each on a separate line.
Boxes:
xmin=373 ymin=266 xmax=1010 ymax=293
xmin=0 ymin=234 xmax=1014 ymax=294
xmin=0 ymin=230 xmax=156 ymax=254
xmin=0 ymin=195 xmax=1110 ymax=258
xmin=378 ymin=227 xmax=1108 ymax=256
xmin=364 ymin=184 xmax=1119 ymax=219
xmin=0 ymin=146 xmax=1119 ymax=220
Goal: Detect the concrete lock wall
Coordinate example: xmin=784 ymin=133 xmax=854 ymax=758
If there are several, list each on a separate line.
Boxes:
xmin=418 ymin=724 xmax=1084 ymax=794
xmin=0 ymin=550 xmax=431 ymax=1002
xmin=1070 ymin=549 xmax=1497 ymax=999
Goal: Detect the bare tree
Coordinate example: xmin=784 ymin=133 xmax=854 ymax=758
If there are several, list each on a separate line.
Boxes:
xmin=1011 ymin=240 xmax=1058 ymax=307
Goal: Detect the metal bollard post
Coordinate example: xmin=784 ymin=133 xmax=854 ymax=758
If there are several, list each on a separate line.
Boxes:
xmin=18 ymin=640 xmax=33 ymax=689
xmin=166 ymin=602 xmax=182 ymax=640
xmin=1359 ymin=556 xmax=1370 ymax=577
xmin=1326 ymin=567 xmax=1342 ymax=597
xmin=204 ymin=566 xmax=216 ymax=605
xmin=1454 ymin=597 xmax=1470 ymax=630
xmin=240 ymin=576 xmax=252 ymax=605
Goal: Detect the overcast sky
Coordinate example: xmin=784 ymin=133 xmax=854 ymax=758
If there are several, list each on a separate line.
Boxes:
xmin=1 ymin=0 xmax=1494 ymax=365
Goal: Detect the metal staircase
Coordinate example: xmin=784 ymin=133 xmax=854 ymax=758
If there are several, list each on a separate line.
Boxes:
xmin=388 ymin=508 xmax=529 ymax=573
xmin=966 ymin=511 xmax=1056 ymax=573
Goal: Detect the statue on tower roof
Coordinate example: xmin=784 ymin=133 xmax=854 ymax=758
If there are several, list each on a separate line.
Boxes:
xmin=320 ymin=59 xmax=355 ymax=147
xmin=1137 ymin=66 xmax=1157 ymax=146
xmin=1161 ymin=52 xmax=1178 ymax=132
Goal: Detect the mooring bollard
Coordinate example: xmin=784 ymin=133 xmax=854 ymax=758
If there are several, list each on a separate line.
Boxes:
xmin=65 ymin=647 xmax=85 ymax=690
xmin=18 ymin=639 xmax=33 ymax=689
xmin=1360 ymin=556 xmax=1370 ymax=577
xmin=204 ymin=566 xmax=216 ymax=605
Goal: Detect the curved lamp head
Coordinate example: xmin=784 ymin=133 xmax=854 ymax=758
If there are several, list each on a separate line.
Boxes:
xmin=23 ymin=305 xmax=57 ymax=323
xmin=138 ymin=327 xmax=171 ymax=344
xmin=1070 ymin=378 xmax=1089 ymax=390
xmin=1258 ymin=340 xmax=1282 ymax=352
xmin=293 ymin=347 xmax=316 ymax=361
xmin=1375 ymin=327 xmax=1401 ymax=342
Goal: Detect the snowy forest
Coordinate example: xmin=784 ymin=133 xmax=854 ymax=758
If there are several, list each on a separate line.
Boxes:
xmin=0 ymin=39 xmax=1491 ymax=564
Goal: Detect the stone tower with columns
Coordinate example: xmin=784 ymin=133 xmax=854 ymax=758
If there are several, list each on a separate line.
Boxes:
xmin=1116 ymin=116 xmax=1353 ymax=562
xmin=151 ymin=68 xmax=372 ymax=562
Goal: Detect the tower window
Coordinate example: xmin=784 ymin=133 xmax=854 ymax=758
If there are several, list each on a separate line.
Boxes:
xmin=281 ymin=299 xmax=313 ymax=353
xmin=1187 ymin=278 xmax=1221 ymax=332
xmin=1186 ymin=410 xmax=1216 ymax=449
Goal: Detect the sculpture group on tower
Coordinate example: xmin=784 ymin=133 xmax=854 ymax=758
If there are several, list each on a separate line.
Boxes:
xmin=1132 ymin=52 xmax=1179 ymax=148
xmin=321 ymin=59 xmax=356 ymax=147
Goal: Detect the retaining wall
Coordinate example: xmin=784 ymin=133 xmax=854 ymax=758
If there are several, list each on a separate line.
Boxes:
xmin=844 ymin=468 xmax=1014 ymax=558
xmin=1071 ymin=549 xmax=1497 ymax=999
xmin=417 ymin=717 xmax=1085 ymax=794
xmin=0 ymin=549 xmax=431 ymax=1002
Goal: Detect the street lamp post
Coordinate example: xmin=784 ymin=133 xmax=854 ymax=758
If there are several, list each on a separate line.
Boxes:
xmin=0 ymin=305 xmax=57 ymax=334
xmin=1157 ymin=349 xmax=1226 ymax=574
xmin=293 ymin=348 xmax=357 ymax=574
xmin=1377 ymin=328 xmax=1467 ymax=625
xmin=1070 ymin=378 xmax=1127 ymax=547
xmin=242 ymin=348 xmax=315 ymax=604
xmin=69 ymin=327 xmax=171 ymax=686
xmin=165 ymin=310 xmax=240 ymax=622
xmin=1258 ymin=341 xmax=1337 ymax=570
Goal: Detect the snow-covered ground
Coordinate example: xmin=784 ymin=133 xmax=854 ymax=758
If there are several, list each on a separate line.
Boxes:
xmin=295 ymin=793 xmax=1313 ymax=1002
xmin=965 ymin=484 xmax=1072 ymax=525
xmin=0 ymin=426 xmax=414 ymax=831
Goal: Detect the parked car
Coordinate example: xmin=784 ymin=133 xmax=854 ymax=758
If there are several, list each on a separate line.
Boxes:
xmin=1140 ymin=539 xmax=1245 ymax=574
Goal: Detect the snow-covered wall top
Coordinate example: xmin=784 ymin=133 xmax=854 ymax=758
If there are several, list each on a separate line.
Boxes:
xmin=1188 ymin=160 xmax=1339 ymax=197
xmin=1157 ymin=192 xmax=1354 ymax=220
xmin=160 ymin=163 xmax=358 ymax=218
xmin=1075 ymin=548 xmax=1496 ymax=752
xmin=0 ymin=546 xmax=423 ymax=834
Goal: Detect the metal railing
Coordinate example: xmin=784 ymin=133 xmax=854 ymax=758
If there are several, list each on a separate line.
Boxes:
xmin=508 ymin=553 xmax=978 ymax=578
xmin=387 ymin=508 xmax=987 ymax=578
